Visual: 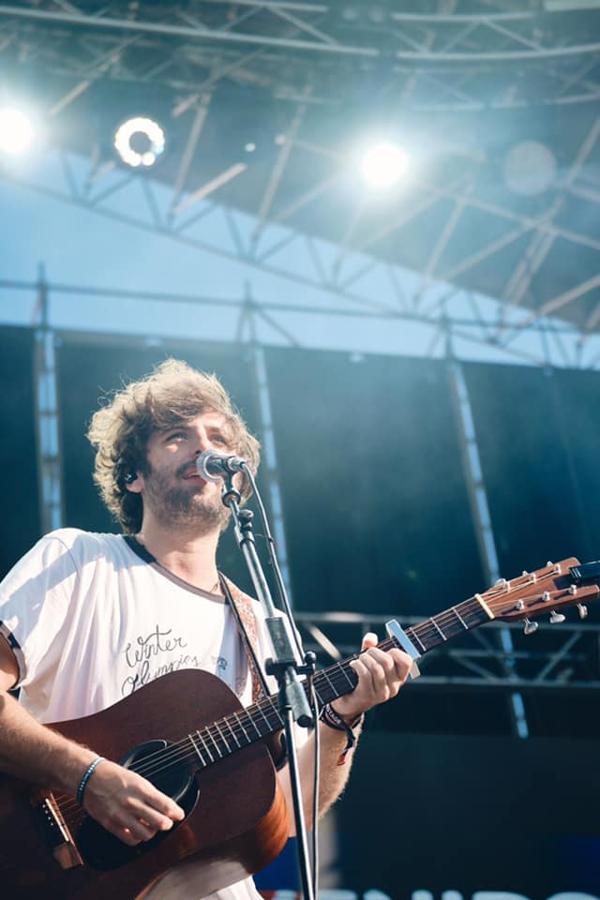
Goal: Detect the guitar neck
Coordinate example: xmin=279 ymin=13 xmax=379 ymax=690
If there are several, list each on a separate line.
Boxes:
xmin=295 ymin=591 xmax=494 ymax=709
xmin=181 ymin=594 xmax=493 ymax=770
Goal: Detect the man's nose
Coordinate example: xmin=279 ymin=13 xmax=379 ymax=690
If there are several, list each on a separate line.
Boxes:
xmin=192 ymin=428 xmax=211 ymax=454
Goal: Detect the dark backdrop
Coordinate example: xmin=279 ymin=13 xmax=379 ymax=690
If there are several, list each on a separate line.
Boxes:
xmin=266 ymin=347 xmax=485 ymax=617
xmin=331 ymin=730 xmax=600 ymax=899
xmin=2 ymin=331 xmax=600 ymax=743
xmin=464 ymin=362 xmax=600 ymax=576
xmin=257 ymin=730 xmax=600 ymax=898
xmin=0 ymin=326 xmax=39 ymax=577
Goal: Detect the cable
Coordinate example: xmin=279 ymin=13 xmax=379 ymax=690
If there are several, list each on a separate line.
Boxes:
xmin=243 ymin=464 xmax=320 ymax=897
xmin=242 ymin=465 xmax=305 ymax=663
xmin=308 ymin=673 xmax=320 ymax=898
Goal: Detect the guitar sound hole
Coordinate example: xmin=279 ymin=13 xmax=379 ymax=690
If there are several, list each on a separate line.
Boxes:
xmin=77 ymin=739 xmax=199 ymax=871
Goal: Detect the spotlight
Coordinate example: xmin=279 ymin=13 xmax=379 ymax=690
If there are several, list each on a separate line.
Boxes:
xmin=114 ymin=117 xmax=165 ymax=168
xmin=360 ymin=142 xmax=410 ymax=190
xmin=368 ymin=5 xmax=387 ymax=24
xmin=0 ymin=107 xmax=35 ymax=155
xmin=341 ymin=5 xmax=360 ymax=22
xmin=245 ymin=142 xmax=256 ymax=153
xmin=504 ymin=141 xmax=557 ymax=196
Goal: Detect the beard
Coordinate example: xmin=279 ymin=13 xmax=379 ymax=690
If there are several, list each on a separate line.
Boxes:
xmin=142 ymin=462 xmax=230 ymax=533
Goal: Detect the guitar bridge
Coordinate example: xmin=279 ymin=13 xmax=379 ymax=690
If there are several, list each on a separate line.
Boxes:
xmin=31 ymin=789 xmax=83 ymax=870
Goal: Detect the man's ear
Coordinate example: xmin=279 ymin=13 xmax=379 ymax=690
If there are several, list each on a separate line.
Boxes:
xmin=124 ymin=472 xmax=143 ymax=493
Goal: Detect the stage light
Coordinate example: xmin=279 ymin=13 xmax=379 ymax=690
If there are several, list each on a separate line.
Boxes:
xmin=114 ymin=117 xmax=165 ymax=168
xmin=360 ymin=142 xmax=410 ymax=189
xmin=0 ymin=107 xmax=35 ymax=155
xmin=341 ymin=5 xmax=360 ymax=22
xmin=368 ymin=5 xmax=387 ymax=24
xmin=504 ymin=140 xmax=557 ymax=196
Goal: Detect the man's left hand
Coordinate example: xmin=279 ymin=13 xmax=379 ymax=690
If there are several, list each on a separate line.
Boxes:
xmin=330 ymin=633 xmax=413 ymax=725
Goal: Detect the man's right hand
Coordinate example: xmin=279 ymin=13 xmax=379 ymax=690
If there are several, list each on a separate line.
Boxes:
xmin=80 ymin=759 xmax=185 ymax=846
xmin=0 ymin=643 xmax=184 ymax=847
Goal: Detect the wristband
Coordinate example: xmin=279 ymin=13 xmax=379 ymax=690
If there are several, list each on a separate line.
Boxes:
xmin=320 ymin=703 xmax=363 ymax=764
xmin=76 ymin=756 xmax=105 ymax=805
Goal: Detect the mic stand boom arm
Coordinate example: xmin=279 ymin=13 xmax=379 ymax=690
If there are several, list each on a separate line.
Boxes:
xmin=220 ymin=474 xmax=316 ymax=900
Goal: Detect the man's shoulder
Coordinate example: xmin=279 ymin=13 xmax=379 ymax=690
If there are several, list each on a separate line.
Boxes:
xmin=41 ymin=528 xmax=127 ymax=562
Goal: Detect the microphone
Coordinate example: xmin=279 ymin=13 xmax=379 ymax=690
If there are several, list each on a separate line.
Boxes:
xmin=196 ymin=450 xmax=248 ymax=482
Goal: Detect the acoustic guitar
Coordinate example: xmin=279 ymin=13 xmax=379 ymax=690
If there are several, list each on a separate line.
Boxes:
xmin=0 ymin=557 xmax=597 ymax=899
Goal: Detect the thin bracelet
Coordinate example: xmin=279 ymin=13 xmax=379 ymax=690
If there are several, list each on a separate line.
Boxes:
xmin=76 ymin=756 xmax=105 ymax=805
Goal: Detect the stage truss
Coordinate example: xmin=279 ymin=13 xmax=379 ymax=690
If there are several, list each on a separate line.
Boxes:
xmin=0 ymin=0 xmax=598 ymax=336
xmin=295 ymin=610 xmax=600 ymax=694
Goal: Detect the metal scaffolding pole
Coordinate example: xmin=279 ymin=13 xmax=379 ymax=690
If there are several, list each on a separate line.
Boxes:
xmin=247 ymin=300 xmax=293 ymax=603
xmin=32 ymin=267 xmax=64 ymax=535
xmin=446 ymin=330 xmax=529 ymax=738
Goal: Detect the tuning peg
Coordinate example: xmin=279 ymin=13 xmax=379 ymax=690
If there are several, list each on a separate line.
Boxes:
xmin=521 ymin=570 xmax=537 ymax=582
xmin=523 ymin=619 xmax=538 ymax=635
xmin=541 ymin=591 xmax=551 ymax=602
xmin=549 ymin=610 xmax=566 ymax=624
xmin=514 ymin=599 xmax=525 ymax=611
xmin=577 ymin=603 xmax=588 ymax=619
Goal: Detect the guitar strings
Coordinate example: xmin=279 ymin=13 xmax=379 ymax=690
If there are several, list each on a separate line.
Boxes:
xmin=55 ymin=664 xmax=349 ymax=816
xmin=55 ymin=621 xmax=475 ymax=820
xmin=57 ymin=634 xmax=418 ymax=815
xmin=56 ymin=586 xmax=541 ymax=817
xmin=82 ymin=582 xmax=521 ymax=789
xmin=57 ymin=596 xmax=488 ymax=815
xmin=56 ymin=655 xmax=370 ymax=818
xmin=57 ymin=618 xmax=479 ymax=818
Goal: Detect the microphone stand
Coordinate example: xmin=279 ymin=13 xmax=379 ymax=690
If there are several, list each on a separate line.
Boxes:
xmin=221 ymin=473 xmax=317 ymax=900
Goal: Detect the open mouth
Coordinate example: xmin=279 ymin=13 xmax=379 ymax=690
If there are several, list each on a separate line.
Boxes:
xmin=181 ymin=465 xmax=203 ymax=480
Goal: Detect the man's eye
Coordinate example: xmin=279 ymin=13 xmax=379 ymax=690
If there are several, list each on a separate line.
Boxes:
xmin=167 ymin=432 xmax=186 ymax=441
xmin=212 ymin=435 xmax=228 ymax=445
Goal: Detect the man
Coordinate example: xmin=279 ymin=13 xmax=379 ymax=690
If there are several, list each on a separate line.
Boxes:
xmin=0 ymin=359 xmax=412 ymax=898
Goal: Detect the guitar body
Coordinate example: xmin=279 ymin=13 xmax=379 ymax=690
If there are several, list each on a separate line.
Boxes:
xmin=0 ymin=670 xmax=290 ymax=899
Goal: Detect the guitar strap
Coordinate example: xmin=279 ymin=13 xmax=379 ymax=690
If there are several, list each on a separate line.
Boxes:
xmin=218 ymin=574 xmax=270 ymax=703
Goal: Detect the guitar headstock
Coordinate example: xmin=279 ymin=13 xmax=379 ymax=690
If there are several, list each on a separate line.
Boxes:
xmin=481 ymin=558 xmax=600 ymax=629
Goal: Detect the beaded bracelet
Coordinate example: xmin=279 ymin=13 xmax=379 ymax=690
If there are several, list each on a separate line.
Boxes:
xmin=76 ymin=756 xmax=105 ymax=805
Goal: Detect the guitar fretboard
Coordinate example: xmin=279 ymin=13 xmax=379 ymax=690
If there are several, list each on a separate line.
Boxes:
xmin=128 ymin=594 xmax=492 ymax=784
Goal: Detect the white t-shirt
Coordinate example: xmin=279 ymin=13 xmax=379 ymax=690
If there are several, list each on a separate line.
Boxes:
xmin=0 ymin=528 xmax=296 ymax=900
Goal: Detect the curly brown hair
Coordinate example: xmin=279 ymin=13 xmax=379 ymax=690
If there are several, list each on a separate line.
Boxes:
xmin=86 ymin=359 xmax=260 ymax=534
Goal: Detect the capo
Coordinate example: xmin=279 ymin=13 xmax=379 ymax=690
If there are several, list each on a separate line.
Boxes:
xmin=385 ymin=620 xmax=421 ymax=679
